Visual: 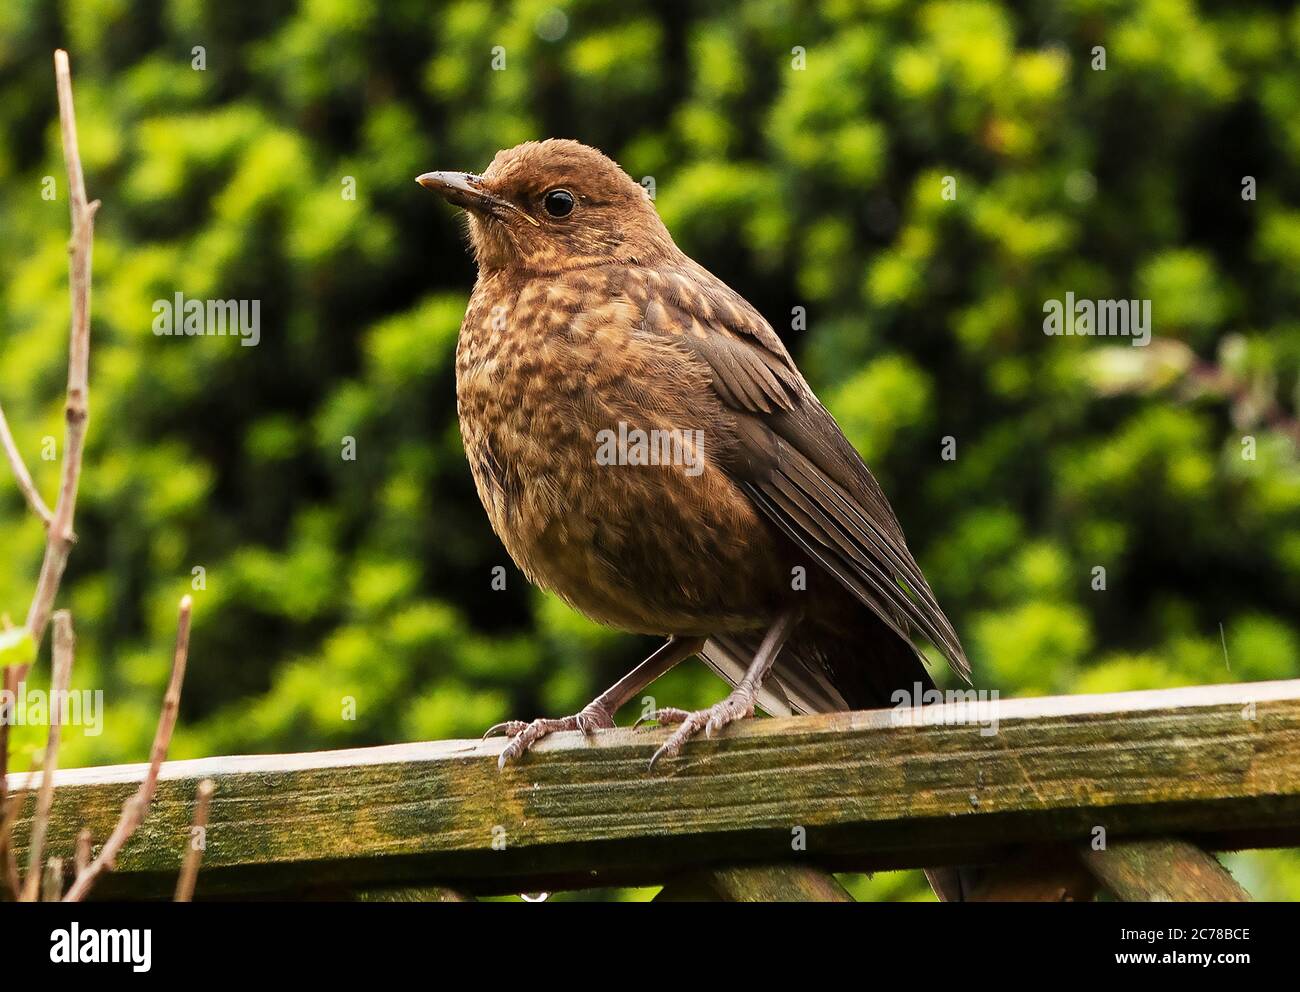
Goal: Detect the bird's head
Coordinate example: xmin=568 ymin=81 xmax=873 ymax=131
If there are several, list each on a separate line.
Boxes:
xmin=417 ymin=139 xmax=674 ymax=273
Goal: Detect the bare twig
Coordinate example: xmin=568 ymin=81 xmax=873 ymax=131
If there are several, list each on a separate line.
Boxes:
xmin=41 ymin=857 xmax=63 ymax=901
xmin=65 ymin=596 xmax=192 ymax=901
xmin=1186 ymin=358 xmax=1300 ymax=445
xmin=0 ymin=665 xmax=21 ymax=899
xmin=0 ymin=795 xmax=21 ymax=900
xmin=19 ymin=610 xmax=74 ymax=901
xmin=0 ymin=663 xmax=14 ymax=799
xmin=73 ymin=827 xmax=91 ymax=877
xmin=0 ymin=406 xmax=53 ymax=527
xmin=22 ymin=49 xmax=99 ymax=667
xmin=174 ymin=778 xmax=214 ymax=902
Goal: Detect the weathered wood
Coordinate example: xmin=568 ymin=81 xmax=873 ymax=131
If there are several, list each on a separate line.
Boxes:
xmin=963 ymin=846 xmax=1098 ymax=901
xmin=352 ymin=884 xmax=474 ymax=902
xmin=656 ymin=865 xmax=854 ymax=901
xmin=1081 ymin=838 xmax=1251 ymax=901
xmin=6 ymin=680 xmax=1300 ymax=898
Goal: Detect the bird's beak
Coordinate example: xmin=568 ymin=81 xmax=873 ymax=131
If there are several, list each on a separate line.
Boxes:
xmin=416 ymin=171 xmax=535 ymax=225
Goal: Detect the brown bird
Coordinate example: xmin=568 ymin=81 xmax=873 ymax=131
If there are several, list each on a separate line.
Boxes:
xmin=418 ymin=140 xmax=973 ymax=897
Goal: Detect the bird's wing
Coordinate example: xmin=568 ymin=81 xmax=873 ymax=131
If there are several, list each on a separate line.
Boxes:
xmin=636 ymin=259 xmax=971 ymax=683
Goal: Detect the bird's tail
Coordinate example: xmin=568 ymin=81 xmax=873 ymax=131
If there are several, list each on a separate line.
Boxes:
xmin=702 ymin=614 xmax=981 ymax=902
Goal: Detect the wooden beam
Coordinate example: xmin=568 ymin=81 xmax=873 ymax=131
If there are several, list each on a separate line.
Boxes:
xmin=656 ymin=865 xmax=854 ymax=901
xmin=6 ymin=680 xmax=1300 ymax=898
xmin=962 ymin=846 xmax=1099 ymax=901
xmin=352 ymin=884 xmax=474 ymax=902
xmin=1081 ymin=838 xmax=1251 ymax=901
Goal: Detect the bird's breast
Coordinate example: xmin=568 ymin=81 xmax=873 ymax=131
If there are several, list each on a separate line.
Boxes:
xmin=454 ymin=269 xmax=784 ymax=634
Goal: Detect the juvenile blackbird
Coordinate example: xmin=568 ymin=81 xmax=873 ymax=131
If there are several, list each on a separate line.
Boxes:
xmin=418 ymin=140 xmax=973 ymax=897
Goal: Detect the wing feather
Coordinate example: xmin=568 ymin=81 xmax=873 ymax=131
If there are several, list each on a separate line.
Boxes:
xmin=638 ymin=261 xmax=971 ymax=683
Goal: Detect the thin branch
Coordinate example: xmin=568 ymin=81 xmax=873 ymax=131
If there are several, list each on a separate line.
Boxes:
xmin=0 ymin=405 xmax=53 ymax=527
xmin=41 ymin=857 xmax=63 ymax=901
xmin=65 ymin=596 xmax=192 ymax=901
xmin=23 ymin=48 xmax=99 ymax=665
xmin=1187 ymin=358 xmax=1300 ymax=445
xmin=19 ymin=610 xmax=74 ymax=901
xmin=73 ymin=827 xmax=91 ymax=877
xmin=174 ymin=778 xmax=214 ymax=902
xmin=0 ymin=665 xmax=21 ymax=899
xmin=0 ymin=795 xmax=21 ymax=900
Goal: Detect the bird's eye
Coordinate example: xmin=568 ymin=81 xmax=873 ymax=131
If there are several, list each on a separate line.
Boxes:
xmin=543 ymin=189 xmax=575 ymax=218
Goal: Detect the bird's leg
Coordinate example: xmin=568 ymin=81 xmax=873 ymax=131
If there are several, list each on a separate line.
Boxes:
xmin=642 ymin=610 xmax=801 ymax=770
xmin=484 ymin=635 xmax=705 ymax=769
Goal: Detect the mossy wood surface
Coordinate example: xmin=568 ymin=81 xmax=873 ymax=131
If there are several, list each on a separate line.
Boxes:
xmin=7 ymin=680 xmax=1300 ymax=897
xmin=1082 ymin=838 xmax=1251 ymax=901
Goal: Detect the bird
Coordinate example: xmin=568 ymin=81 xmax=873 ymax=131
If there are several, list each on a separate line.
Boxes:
xmin=418 ymin=139 xmax=974 ymax=899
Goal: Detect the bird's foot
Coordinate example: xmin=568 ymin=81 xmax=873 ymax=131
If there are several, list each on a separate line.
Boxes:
xmin=483 ymin=701 xmax=615 ymax=769
xmin=637 ymin=684 xmax=757 ymax=770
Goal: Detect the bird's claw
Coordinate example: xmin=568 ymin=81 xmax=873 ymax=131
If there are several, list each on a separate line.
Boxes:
xmin=633 ymin=707 xmax=691 ymax=730
xmin=486 ymin=703 xmax=615 ymax=769
xmin=483 ymin=720 xmax=527 ymax=739
xmin=645 ymin=689 xmax=755 ymax=771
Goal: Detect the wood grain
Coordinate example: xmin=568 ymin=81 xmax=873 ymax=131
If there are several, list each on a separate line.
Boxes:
xmin=6 ymin=680 xmax=1299 ymax=897
xmin=656 ymin=865 xmax=854 ymax=901
xmin=1082 ymin=838 xmax=1251 ymax=901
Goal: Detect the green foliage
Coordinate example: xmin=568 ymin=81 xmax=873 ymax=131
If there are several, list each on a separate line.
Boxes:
xmin=0 ymin=627 xmax=35 ymax=668
xmin=1 ymin=0 xmax=1298 ymax=900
